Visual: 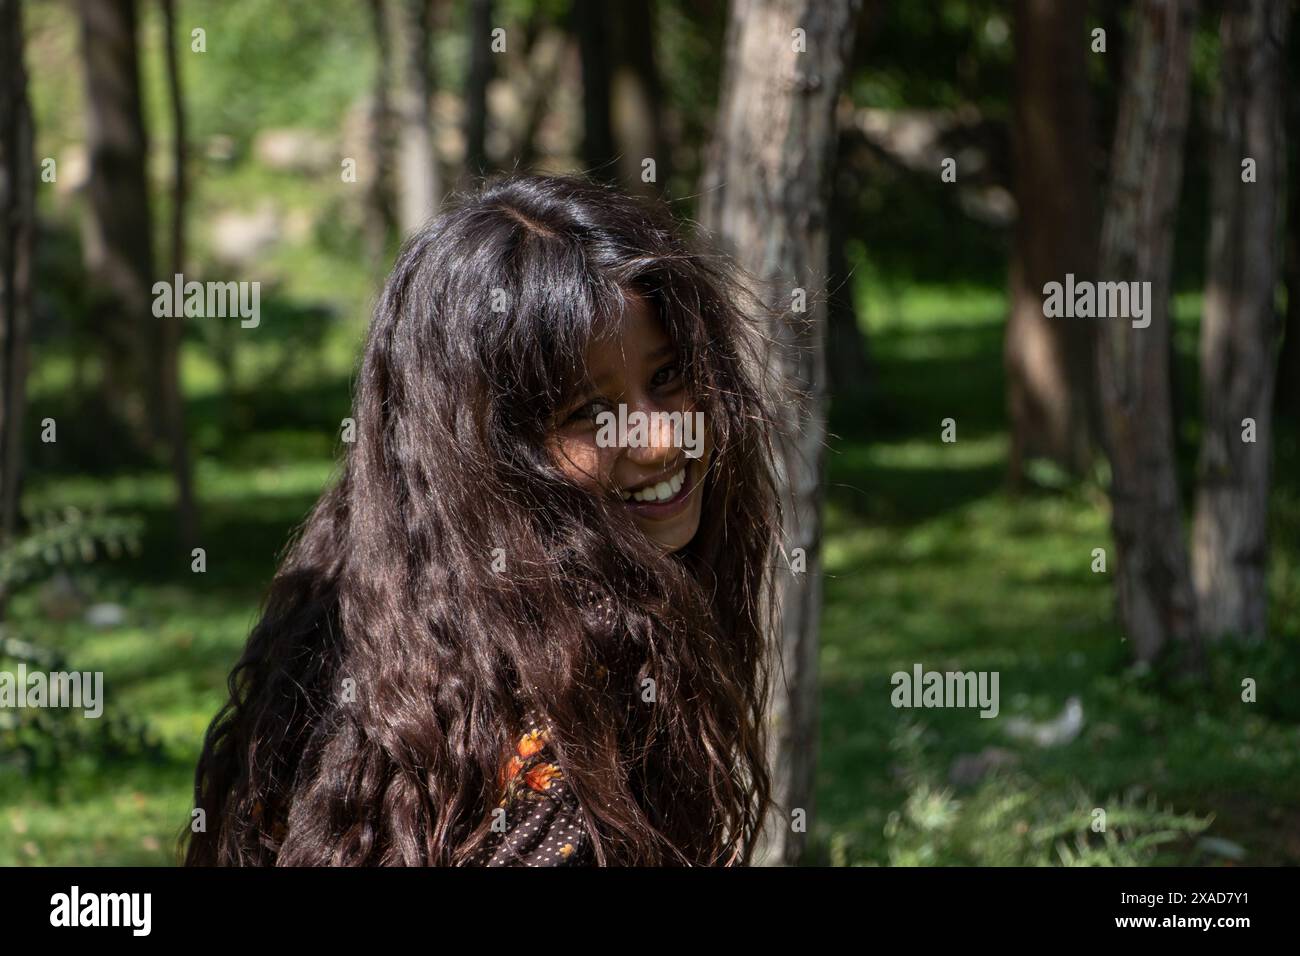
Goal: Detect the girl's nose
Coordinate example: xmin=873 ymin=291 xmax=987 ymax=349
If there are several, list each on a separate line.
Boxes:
xmin=625 ymin=404 xmax=680 ymax=467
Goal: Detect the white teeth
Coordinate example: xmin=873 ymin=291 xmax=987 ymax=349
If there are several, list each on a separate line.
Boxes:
xmin=628 ymin=466 xmax=686 ymax=504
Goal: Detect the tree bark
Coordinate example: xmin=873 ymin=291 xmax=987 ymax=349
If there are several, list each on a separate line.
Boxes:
xmin=76 ymin=0 xmax=160 ymax=448
xmin=1096 ymin=0 xmax=1199 ymax=667
xmin=571 ymin=0 xmax=615 ymax=181
xmin=159 ymin=0 xmax=199 ymax=551
xmin=1 ymin=0 xmax=35 ymax=567
xmin=1005 ymin=0 xmax=1099 ymax=486
xmin=389 ymin=0 xmax=440 ymax=237
xmin=698 ymin=0 xmax=861 ymax=866
xmin=1277 ymin=25 xmax=1300 ymax=416
xmin=498 ymin=24 xmax=567 ymax=170
xmin=609 ymin=0 xmax=671 ymax=197
xmin=1191 ymin=0 xmax=1289 ymax=643
xmin=366 ymin=0 xmax=398 ymax=258
xmin=463 ymin=0 xmax=494 ymax=183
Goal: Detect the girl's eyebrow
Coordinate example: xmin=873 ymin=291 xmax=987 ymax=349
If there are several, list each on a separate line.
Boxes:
xmin=577 ymin=343 xmax=677 ymax=399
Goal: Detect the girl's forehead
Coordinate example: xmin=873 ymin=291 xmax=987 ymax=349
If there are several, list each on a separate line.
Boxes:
xmin=585 ymin=294 xmax=672 ymax=371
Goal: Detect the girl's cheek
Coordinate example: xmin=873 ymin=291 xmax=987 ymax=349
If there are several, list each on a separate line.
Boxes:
xmin=548 ymin=435 xmax=609 ymax=492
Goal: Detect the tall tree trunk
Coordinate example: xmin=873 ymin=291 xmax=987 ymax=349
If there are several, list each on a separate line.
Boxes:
xmin=1277 ymin=24 xmax=1300 ymax=417
xmin=1005 ymin=0 xmax=1099 ymax=486
xmin=571 ymin=0 xmax=615 ymax=181
xmin=390 ymin=0 xmax=440 ymax=237
xmin=1 ymin=0 xmax=35 ymax=575
xmin=463 ymin=0 xmax=494 ymax=183
xmin=366 ymin=0 xmax=398 ymax=258
xmin=159 ymin=0 xmax=199 ymax=551
xmin=1097 ymin=0 xmax=1199 ymax=667
xmin=76 ymin=0 xmax=160 ymax=449
xmin=499 ymin=24 xmax=567 ymax=170
xmin=1191 ymin=0 xmax=1289 ymax=643
xmin=699 ymin=0 xmax=861 ymax=866
xmin=609 ymin=0 xmax=671 ymax=196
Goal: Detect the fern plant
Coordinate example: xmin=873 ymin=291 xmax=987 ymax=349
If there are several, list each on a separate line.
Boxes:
xmin=0 ymin=505 xmax=156 ymax=779
xmin=0 ymin=505 xmax=143 ymax=595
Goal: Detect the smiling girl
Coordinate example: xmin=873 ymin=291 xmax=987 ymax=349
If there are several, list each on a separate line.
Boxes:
xmin=184 ymin=173 xmax=783 ymax=866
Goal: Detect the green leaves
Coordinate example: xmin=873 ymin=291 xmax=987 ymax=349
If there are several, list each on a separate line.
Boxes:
xmin=0 ymin=507 xmax=143 ymax=594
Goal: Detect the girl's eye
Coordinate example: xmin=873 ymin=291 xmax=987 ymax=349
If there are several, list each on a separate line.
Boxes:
xmin=651 ymin=363 xmax=682 ymax=389
xmin=563 ymin=399 xmax=609 ymax=427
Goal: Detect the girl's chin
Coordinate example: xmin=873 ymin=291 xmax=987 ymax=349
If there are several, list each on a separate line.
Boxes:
xmin=636 ymin=523 xmax=698 ymax=553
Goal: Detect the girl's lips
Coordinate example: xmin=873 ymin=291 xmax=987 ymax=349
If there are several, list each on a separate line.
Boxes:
xmin=624 ymin=460 xmax=698 ymax=520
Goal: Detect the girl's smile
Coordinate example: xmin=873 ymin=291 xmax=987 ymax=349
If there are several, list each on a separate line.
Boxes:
xmin=620 ymin=455 xmax=702 ymax=517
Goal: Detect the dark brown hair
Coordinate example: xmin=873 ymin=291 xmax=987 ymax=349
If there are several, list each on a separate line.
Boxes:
xmin=183 ymin=173 xmax=782 ymax=866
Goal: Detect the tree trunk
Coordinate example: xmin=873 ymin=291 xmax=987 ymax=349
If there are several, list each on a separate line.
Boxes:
xmin=499 ymin=25 xmax=566 ymax=171
xmin=159 ymin=0 xmax=199 ymax=552
xmin=389 ymin=0 xmax=440 ymax=237
xmin=1277 ymin=26 xmax=1300 ymax=417
xmin=1 ymin=0 xmax=35 ymax=569
xmin=1191 ymin=0 xmax=1289 ymax=643
xmin=76 ymin=0 xmax=160 ymax=449
xmin=571 ymin=0 xmax=615 ymax=181
xmin=463 ymin=0 xmax=493 ymax=183
xmin=366 ymin=0 xmax=398 ymax=258
xmin=1005 ymin=0 xmax=1099 ymax=486
xmin=698 ymin=0 xmax=861 ymax=866
xmin=609 ymin=0 xmax=671 ymax=197
xmin=1096 ymin=0 xmax=1199 ymax=667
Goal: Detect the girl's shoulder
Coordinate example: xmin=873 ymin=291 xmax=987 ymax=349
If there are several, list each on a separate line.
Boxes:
xmin=465 ymin=706 xmax=594 ymax=866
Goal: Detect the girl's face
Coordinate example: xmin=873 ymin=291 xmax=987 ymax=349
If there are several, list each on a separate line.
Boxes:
xmin=547 ymin=293 xmax=711 ymax=553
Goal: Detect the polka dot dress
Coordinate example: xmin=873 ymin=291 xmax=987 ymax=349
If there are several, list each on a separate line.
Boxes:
xmin=466 ymin=709 xmax=594 ymax=867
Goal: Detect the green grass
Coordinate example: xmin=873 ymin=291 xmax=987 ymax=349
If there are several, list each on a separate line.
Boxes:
xmin=813 ymin=281 xmax=1300 ymax=865
xmin=3 ymin=280 xmax=1298 ymax=866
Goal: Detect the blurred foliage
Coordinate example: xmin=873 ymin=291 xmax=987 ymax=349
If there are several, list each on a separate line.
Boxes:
xmin=0 ymin=508 xmax=143 ymax=594
xmin=0 ymin=510 xmax=161 ymax=801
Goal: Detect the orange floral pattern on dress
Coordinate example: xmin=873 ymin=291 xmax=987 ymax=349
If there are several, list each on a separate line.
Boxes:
xmin=524 ymin=762 xmax=561 ymax=792
xmin=470 ymin=708 xmax=592 ymax=866
xmin=497 ymin=718 xmax=565 ymax=806
xmin=499 ymin=754 xmax=524 ymax=789
xmin=517 ymin=729 xmax=546 ymax=758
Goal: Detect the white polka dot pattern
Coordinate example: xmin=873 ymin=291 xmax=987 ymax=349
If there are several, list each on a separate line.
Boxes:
xmin=466 ymin=708 xmax=594 ymax=867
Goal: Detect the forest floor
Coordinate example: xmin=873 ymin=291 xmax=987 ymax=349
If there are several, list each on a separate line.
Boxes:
xmin=817 ymin=284 xmax=1300 ymax=865
xmin=2 ymin=284 xmax=1298 ymax=866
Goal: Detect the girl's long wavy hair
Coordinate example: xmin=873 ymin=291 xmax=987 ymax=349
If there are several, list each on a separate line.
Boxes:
xmin=183 ymin=173 xmax=783 ymax=866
